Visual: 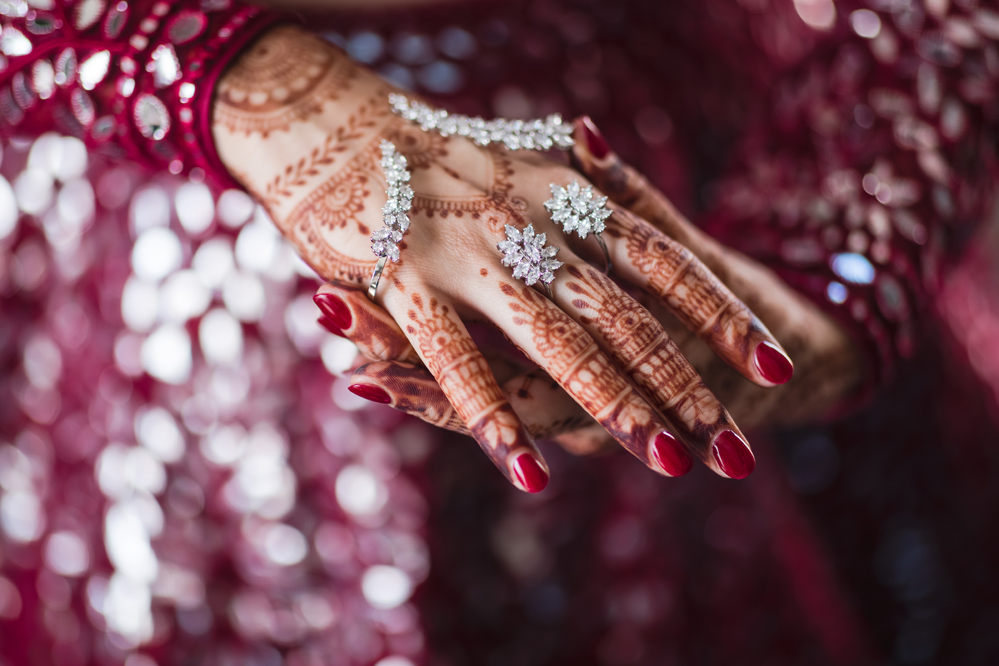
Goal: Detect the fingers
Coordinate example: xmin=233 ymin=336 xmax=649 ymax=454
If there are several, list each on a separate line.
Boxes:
xmin=350 ymin=361 xmax=595 ymax=440
xmin=555 ymin=263 xmax=754 ymax=479
xmin=314 ymin=282 xmax=420 ymax=363
xmin=493 ymin=279 xmax=694 ymax=478
xmin=603 ymin=205 xmax=794 ymax=388
xmin=570 ymin=118 xmax=794 ymax=387
xmin=389 ymin=292 xmax=550 ymax=492
xmin=350 ymin=360 xmax=468 ymax=434
xmin=572 ymin=116 xmax=713 ymax=258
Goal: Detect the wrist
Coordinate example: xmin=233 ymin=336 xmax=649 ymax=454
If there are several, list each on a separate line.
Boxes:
xmin=212 ymin=25 xmax=392 ymax=215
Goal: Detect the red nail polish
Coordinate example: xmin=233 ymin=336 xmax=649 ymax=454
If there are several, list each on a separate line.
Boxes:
xmin=754 ymin=341 xmax=794 ymax=384
xmin=651 ymin=431 xmax=693 ymax=477
xmin=581 ymin=116 xmax=610 ymax=159
xmin=317 ymin=316 xmax=346 ymax=338
xmin=348 ymin=383 xmax=391 ymax=404
xmin=313 ymin=293 xmax=352 ymax=331
xmin=712 ymin=430 xmax=755 ymax=479
xmin=512 ymin=453 xmax=549 ymax=493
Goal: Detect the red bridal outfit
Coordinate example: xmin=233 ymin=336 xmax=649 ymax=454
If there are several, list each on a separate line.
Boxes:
xmin=1 ymin=0 xmax=998 ymax=664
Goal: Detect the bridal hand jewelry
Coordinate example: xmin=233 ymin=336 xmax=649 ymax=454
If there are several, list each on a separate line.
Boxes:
xmin=498 ymin=223 xmax=563 ymax=300
xmin=544 ymin=179 xmax=613 ymax=273
xmin=389 ymin=93 xmax=574 ymax=151
xmin=368 ymin=140 xmax=414 ymax=300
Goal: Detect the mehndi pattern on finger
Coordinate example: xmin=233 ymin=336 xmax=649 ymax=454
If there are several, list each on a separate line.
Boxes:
xmin=389 ymin=93 xmax=574 ymax=151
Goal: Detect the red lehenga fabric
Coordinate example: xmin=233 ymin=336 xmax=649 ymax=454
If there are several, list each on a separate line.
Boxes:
xmin=1 ymin=0 xmax=998 ymax=664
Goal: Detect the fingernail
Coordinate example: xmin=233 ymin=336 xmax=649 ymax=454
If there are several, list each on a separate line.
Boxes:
xmin=317 ymin=316 xmax=346 ymax=338
xmin=581 ymin=116 xmax=610 ymax=159
xmin=512 ymin=452 xmax=549 ymax=493
xmin=348 ymin=383 xmax=392 ymax=404
xmin=754 ymin=341 xmax=794 ymax=384
xmin=711 ymin=430 xmax=755 ymax=479
xmin=651 ymin=431 xmax=693 ymax=477
xmin=313 ymin=293 xmax=352 ymax=331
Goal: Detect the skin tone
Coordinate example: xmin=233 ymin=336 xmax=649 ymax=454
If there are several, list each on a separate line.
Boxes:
xmin=213 ymin=25 xmax=857 ymax=492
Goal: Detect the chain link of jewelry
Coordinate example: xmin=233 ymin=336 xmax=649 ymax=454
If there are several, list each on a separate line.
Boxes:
xmin=389 ymin=93 xmax=574 ymax=151
xmin=368 ymin=140 xmax=414 ymax=300
xmin=498 ymin=224 xmax=563 ymax=299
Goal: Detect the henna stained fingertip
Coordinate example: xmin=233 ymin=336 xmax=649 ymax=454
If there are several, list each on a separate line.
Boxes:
xmin=511 ymin=452 xmax=549 ymax=493
xmin=754 ymin=340 xmax=794 ymax=385
xmin=651 ymin=431 xmax=693 ymax=477
xmin=711 ymin=430 xmax=755 ymax=479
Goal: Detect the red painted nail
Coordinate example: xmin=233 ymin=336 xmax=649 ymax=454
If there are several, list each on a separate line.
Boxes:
xmin=712 ymin=430 xmax=755 ymax=479
xmin=317 ymin=316 xmax=346 ymax=338
xmin=348 ymin=384 xmax=391 ymax=404
xmin=581 ymin=116 xmax=610 ymax=159
xmin=754 ymin=341 xmax=794 ymax=384
xmin=651 ymin=431 xmax=693 ymax=477
xmin=313 ymin=293 xmax=352 ymax=331
xmin=512 ymin=453 xmax=549 ymax=493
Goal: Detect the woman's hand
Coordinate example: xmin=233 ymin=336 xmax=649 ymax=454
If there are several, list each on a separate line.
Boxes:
xmin=341 ymin=117 xmax=865 ymax=439
xmin=212 ymin=26 xmax=791 ymax=490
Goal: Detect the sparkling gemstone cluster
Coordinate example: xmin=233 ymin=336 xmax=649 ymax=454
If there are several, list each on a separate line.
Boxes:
xmin=389 ymin=93 xmax=574 ymax=151
xmin=370 ymin=140 xmax=414 ymax=263
xmin=544 ymin=180 xmax=612 ymax=239
xmin=498 ymin=224 xmax=563 ymax=287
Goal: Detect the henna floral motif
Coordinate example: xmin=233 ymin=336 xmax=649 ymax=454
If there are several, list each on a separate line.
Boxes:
xmin=215 ymin=26 xmax=357 ymax=137
xmin=312 ymin=169 xmax=371 ymax=234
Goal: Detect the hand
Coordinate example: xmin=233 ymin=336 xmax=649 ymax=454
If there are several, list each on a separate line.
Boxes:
xmin=213 ymin=26 xmax=791 ymax=491
xmin=320 ymin=116 xmax=863 ymax=449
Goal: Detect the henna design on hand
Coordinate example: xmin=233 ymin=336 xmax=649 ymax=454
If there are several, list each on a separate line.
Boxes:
xmin=215 ymin=26 xmax=357 ymax=137
xmin=352 ymin=361 xmax=594 ymax=442
xmin=609 ymin=207 xmax=783 ymax=382
xmin=499 ymin=282 xmax=669 ymax=469
xmin=561 ymin=264 xmax=741 ymax=457
xmin=263 ymin=99 xmax=389 ymax=204
xmin=353 ymin=360 xmax=466 ymax=433
xmin=402 ymin=293 xmax=546 ymax=488
xmin=573 ymin=117 xmax=862 ymax=424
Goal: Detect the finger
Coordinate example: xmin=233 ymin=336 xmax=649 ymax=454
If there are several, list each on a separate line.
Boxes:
xmin=387 ymin=292 xmax=550 ymax=493
xmin=604 ymin=206 xmax=794 ymax=388
xmin=571 ymin=116 xmax=713 ymax=258
xmin=492 ymin=278 xmax=694 ymax=478
xmin=314 ymin=282 xmax=420 ymax=363
xmin=350 ymin=361 xmax=595 ymax=440
xmin=350 ymin=360 xmax=468 ymax=434
xmin=570 ymin=118 xmax=795 ymax=387
xmin=555 ymin=263 xmax=754 ymax=479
